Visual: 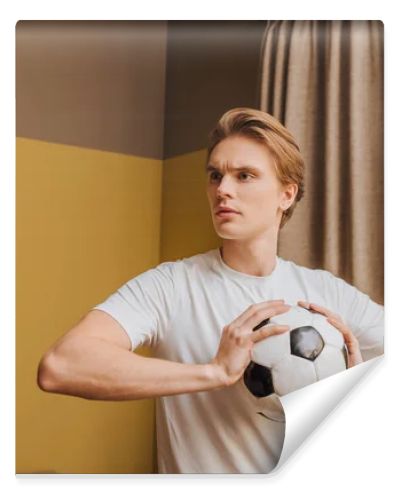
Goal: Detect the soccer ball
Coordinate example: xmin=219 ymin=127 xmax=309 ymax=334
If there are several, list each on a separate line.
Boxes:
xmin=241 ymin=305 xmax=348 ymax=422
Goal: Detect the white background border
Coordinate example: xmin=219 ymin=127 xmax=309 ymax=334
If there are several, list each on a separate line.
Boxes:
xmin=1 ymin=1 xmax=397 ymax=498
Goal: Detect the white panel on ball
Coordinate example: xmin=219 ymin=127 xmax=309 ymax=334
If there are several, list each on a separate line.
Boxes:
xmin=252 ymin=331 xmax=290 ymax=366
xmin=313 ymin=315 xmax=345 ymax=349
xmin=313 ymin=345 xmax=347 ymax=379
xmin=272 ymin=355 xmax=317 ymax=395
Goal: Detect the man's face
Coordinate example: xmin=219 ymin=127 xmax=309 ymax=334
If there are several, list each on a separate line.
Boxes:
xmin=206 ymin=134 xmax=293 ymax=241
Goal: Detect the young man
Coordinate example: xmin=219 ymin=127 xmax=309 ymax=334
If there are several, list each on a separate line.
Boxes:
xmin=37 ymin=107 xmax=384 ymax=474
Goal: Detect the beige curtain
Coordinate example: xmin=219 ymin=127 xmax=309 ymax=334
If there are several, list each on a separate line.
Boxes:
xmin=258 ymin=20 xmax=384 ymax=305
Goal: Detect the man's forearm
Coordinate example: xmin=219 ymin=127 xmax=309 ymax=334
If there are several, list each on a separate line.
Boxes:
xmin=38 ymin=336 xmax=227 ymax=401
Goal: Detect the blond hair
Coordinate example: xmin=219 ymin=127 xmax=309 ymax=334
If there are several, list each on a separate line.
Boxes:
xmin=206 ymin=107 xmax=305 ymax=228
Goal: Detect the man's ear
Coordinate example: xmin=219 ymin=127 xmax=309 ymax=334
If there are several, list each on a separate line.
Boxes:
xmin=280 ymin=183 xmax=298 ymax=210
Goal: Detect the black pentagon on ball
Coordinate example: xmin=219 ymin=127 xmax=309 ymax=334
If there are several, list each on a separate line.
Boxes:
xmin=253 ymin=317 xmax=270 ymax=331
xmin=243 ymin=361 xmax=275 ymax=397
xmin=290 ymin=326 xmax=325 ymax=361
xmin=342 ymin=344 xmax=349 ymax=368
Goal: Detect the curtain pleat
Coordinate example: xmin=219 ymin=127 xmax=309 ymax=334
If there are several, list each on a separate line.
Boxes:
xmin=259 ymin=20 xmax=384 ymax=304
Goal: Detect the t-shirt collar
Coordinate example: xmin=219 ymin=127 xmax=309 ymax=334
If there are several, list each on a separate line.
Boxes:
xmin=212 ymin=247 xmax=281 ymax=285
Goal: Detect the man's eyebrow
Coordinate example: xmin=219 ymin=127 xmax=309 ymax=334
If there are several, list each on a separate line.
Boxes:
xmin=205 ymin=164 xmax=261 ymax=173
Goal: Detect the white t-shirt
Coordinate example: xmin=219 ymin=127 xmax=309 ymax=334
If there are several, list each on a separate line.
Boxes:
xmin=91 ymin=247 xmax=384 ymax=474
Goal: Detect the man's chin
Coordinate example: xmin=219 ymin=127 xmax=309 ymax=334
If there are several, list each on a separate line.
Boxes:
xmin=214 ymin=222 xmax=277 ymax=240
xmin=214 ymin=226 xmax=243 ymax=239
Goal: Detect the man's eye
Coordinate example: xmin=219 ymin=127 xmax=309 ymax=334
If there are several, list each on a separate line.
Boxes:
xmin=209 ymin=172 xmax=253 ymax=181
xmin=239 ymin=172 xmax=252 ymax=180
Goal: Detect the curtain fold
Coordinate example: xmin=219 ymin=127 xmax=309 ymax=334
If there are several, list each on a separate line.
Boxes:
xmin=259 ymin=20 xmax=384 ymax=304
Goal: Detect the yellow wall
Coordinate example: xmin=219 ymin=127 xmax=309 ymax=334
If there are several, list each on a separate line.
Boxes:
xmin=160 ymin=149 xmax=220 ymax=262
xmin=15 ymin=20 xmax=262 ymax=475
xmin=16 ymin=137 xmax=164 ymax=473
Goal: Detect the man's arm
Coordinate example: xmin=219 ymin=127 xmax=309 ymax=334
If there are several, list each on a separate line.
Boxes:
xmin=37 ymin=309 xmax=227 ymax=401
xmin=37 ymin=301 xmax=290 ymax=401
xmin=316 ymin=270 xmax=384 ymax=362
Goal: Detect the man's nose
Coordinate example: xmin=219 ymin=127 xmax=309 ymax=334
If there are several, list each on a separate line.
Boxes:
xmin=216 ymin=176 xmax=235 ymax=197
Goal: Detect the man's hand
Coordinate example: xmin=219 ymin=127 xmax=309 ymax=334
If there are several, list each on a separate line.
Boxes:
xmin=210 ymin=300 xmax=291 ymax=387
xmin=297 ymin=300 xmax=363 ymax=368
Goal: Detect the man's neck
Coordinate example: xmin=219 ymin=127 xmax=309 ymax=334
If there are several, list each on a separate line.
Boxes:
xmin=220 ymin=239 xmax=278 ymax=277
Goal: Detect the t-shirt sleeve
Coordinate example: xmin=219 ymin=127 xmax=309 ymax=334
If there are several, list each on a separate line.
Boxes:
xmin=90 ymin=261 xmax=177 ymax=352
xmin=321 ymin=271 xmax=384 ymax=362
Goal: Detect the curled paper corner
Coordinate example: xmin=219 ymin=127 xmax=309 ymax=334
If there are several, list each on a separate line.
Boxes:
xmin=266 ymin=355 xmax=384 ymax=476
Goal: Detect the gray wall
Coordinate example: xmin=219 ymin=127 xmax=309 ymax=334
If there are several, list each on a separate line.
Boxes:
xmin=16 ymin=20 xmax=267 ymax=159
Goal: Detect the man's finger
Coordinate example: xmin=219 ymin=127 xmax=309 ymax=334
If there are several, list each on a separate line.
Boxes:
xmin=308 ymin=302 xmax=332 ymax=316
xmin=250 ymin=324 xmax=290 ymax=344
xmin=327 ymin=317 xmax=357 ymax=343
xmin=298 ymin=300 xmax=330 ymax=315
xmin=241 ymin=304 xmax=290 ymax=332
xmin=298 ymin=300 xmax=341 ymax=321
xmin=230 ymin=301 xmax=289 ymax=330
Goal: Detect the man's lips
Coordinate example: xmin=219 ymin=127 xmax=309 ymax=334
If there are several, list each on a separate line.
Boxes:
xmin=217 ymin=212 xmax=239 ymax=218
xmin=215 ymin=209 xmax=240 ymax=218
xmin=215 ymin=207 xmax=240 ymax=215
